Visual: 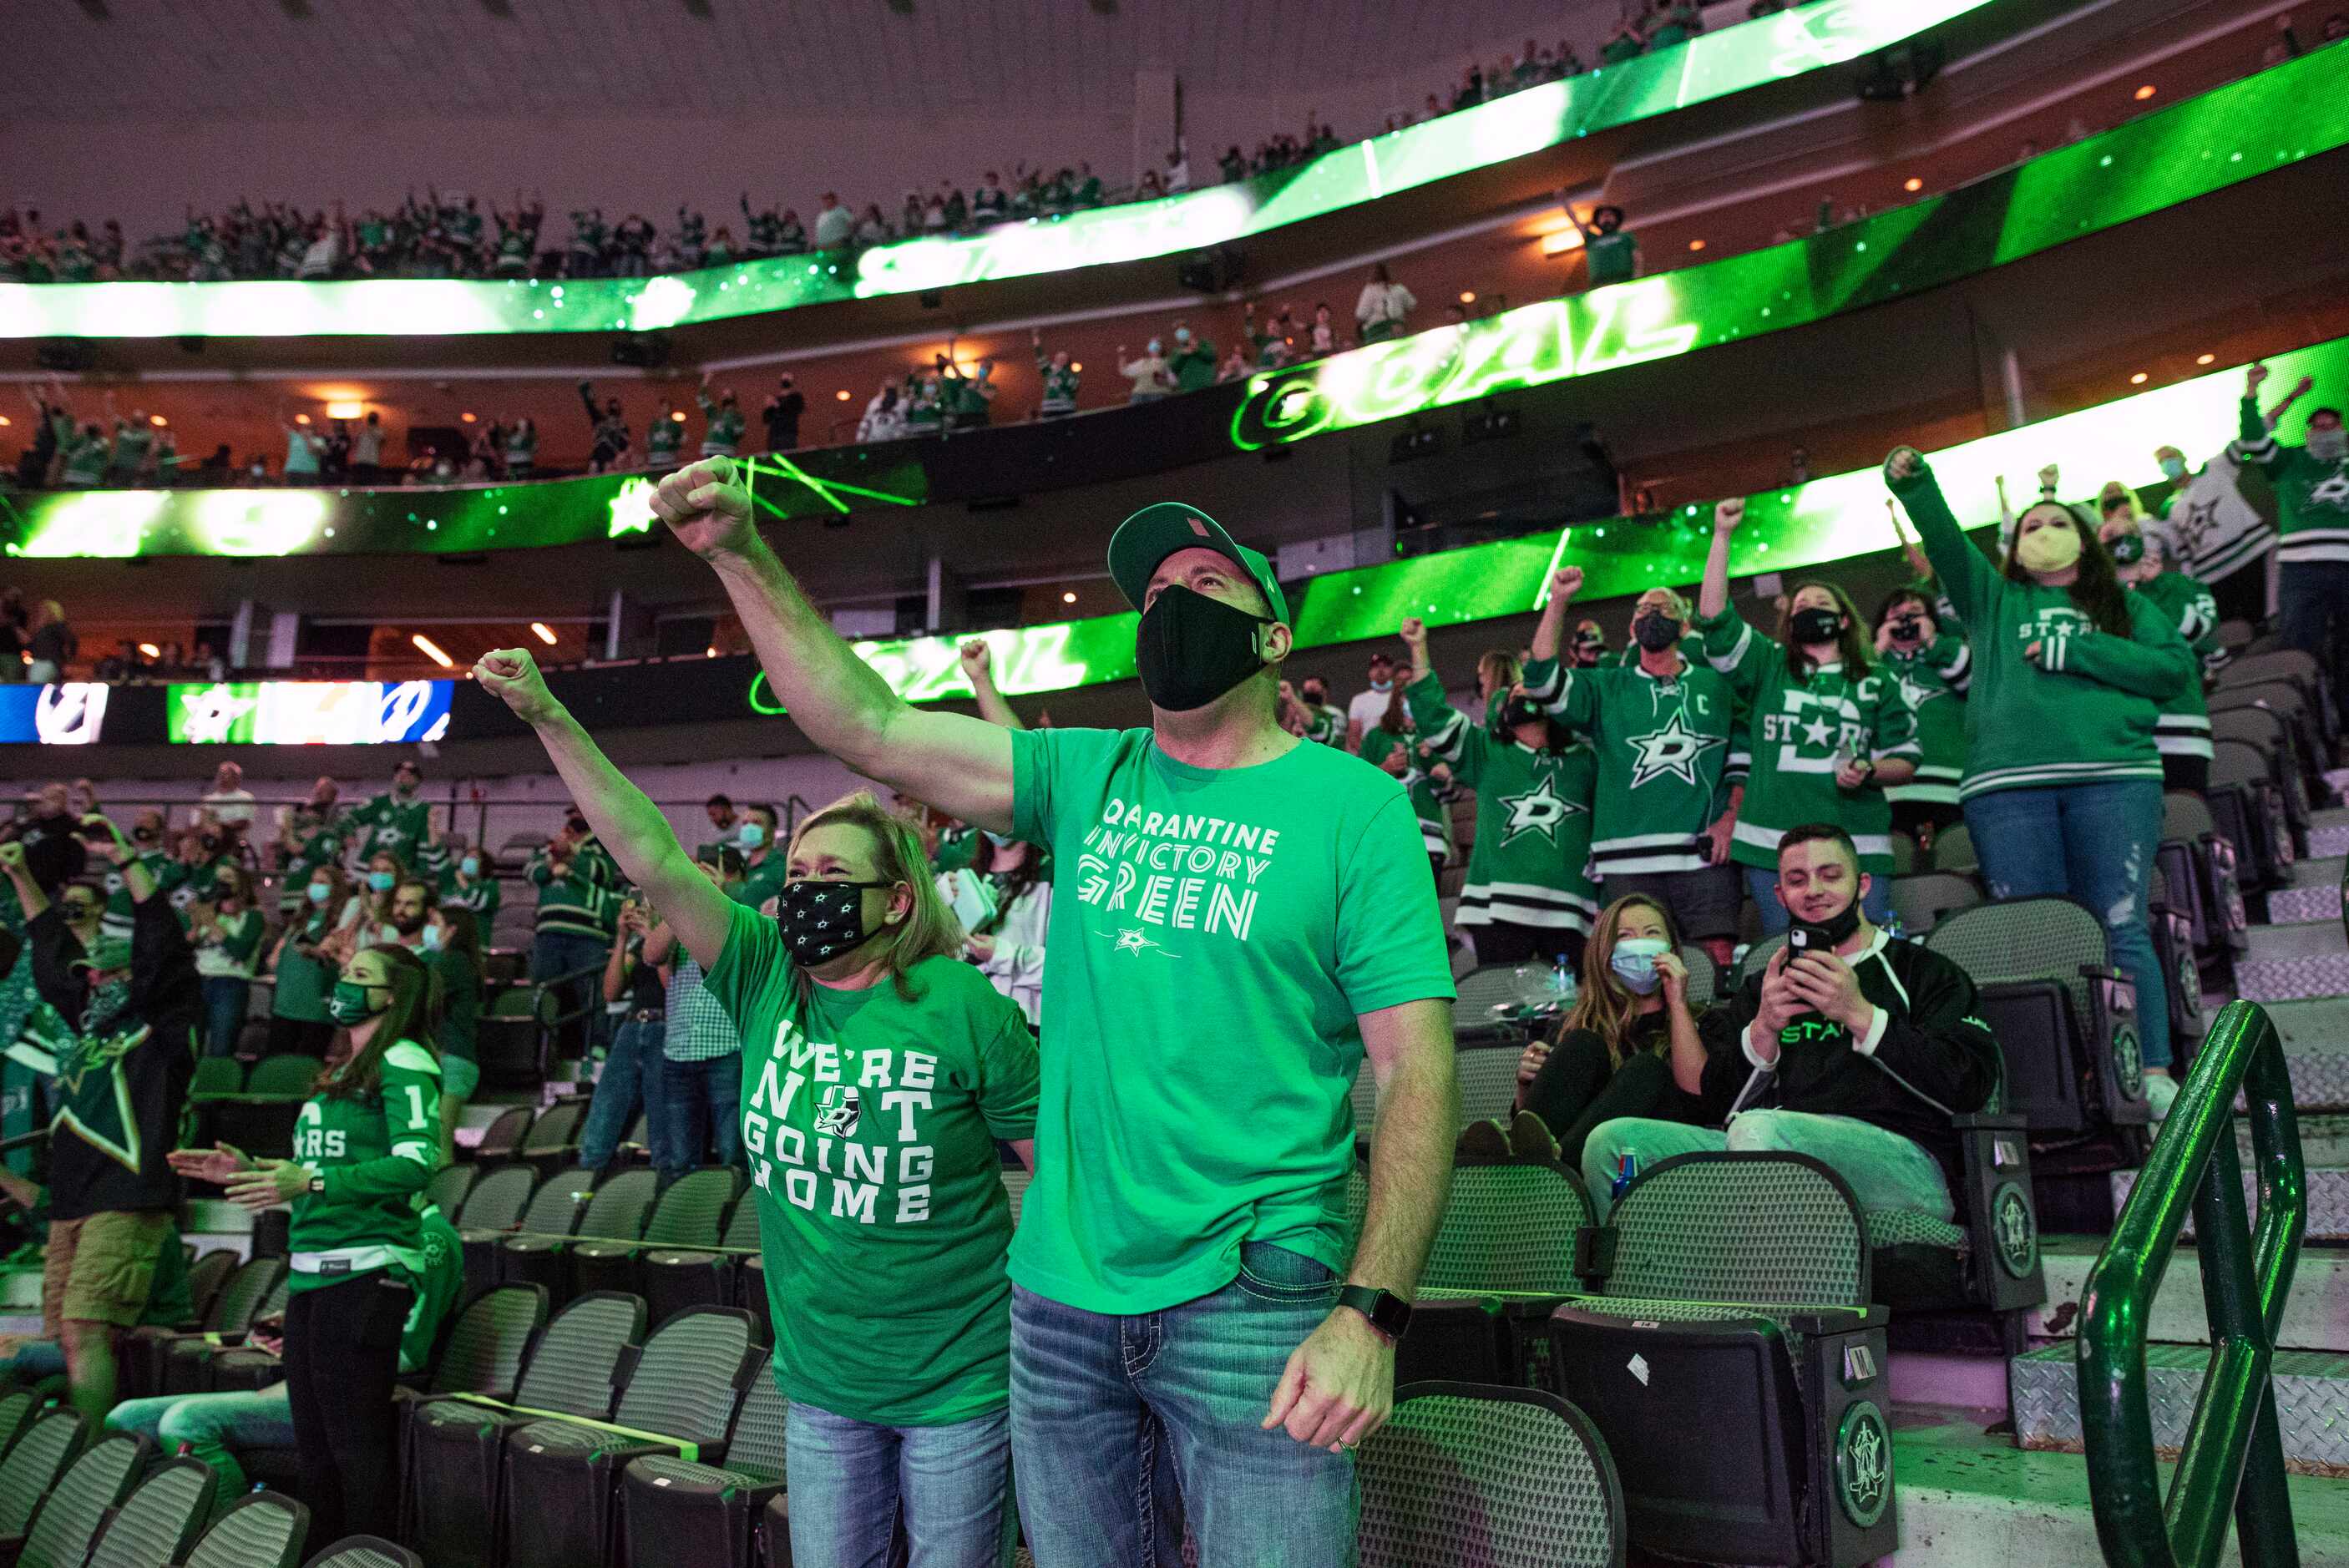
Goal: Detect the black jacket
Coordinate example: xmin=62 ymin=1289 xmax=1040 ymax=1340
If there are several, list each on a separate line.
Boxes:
xmin=28 ymin=894 xmax=199 ymax=1219
xmin=1699 ymin=932 xmax=1998 ymax=1190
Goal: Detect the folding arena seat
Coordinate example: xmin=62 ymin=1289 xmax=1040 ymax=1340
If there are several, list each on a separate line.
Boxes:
xmin=1922 ymin=898 xmax=2150 ymax=1156
xmin=516 ymin=1100 xmax=589 ymax=1179
xmin=573 ymin=1168 xmax=739 ymax=1302
xmin=425 ymin=1161 xmax=480 ymax=1217
xmin=478 ymin=987 xmax=564 ymax=1088
xmin=1676 ymin=943 xmax=1717 ymax=1011
xmin=2209 ymin=734 xmax=2294 ymax=890
xmin=1000 ymin=1163 xmax=1030 ymax=1227
xmin=1886 ymin=870 xmax=1982 ymax=935
xmin=163 ymin=1270 xmax=290 ymax=1397
xmin=189 ymin=1055 xmax=243 ymax=1098
xmin=404 ymin=1291 xmax=645 ymax=1568
xmin=2142 ymin=860 xmax=2209 ymax=1057
xmin=2212 ymin=680 xmax=2326 ymax=805
xmin=301 ymin=1540 xmax=424 ymax=1568
xmin=500 ymin=1306 xmax=762 ymax=1568
xmin=618 ymin=1371 xmax=787 ymax=1568
xmin=1452 ymin=963 xmax=1557 ymax=1039
xmin=643 ymin=1190 xmax=761 ymax=1328
xmin=453 ymin=1163 xmax=539 ymax=1278
xmin=467 ymin=1166 xmax=586 ymax=1289
xmin=412 ymin=1283 xmax=550 ymax=1400
xmin=183 ymin=1248 xmax=239 ymax=1324
xmin=1357 ymin=1383 xmax=1625 ymax=1568
xmin=204 ymin=1055 xmax=326 ymax=1158
xmin=0 ymin=1393 xmax=35 ymax=1456
xmin=0 ymin=1411 xmax=85 ymax=1544
xmin=499 ymin=1168 xmax=656 ymax=1299
xmin=129 ymin=1255 xmax=286 ymax=1400
xmin=1388 ymin=1152 xmax=1595 ymax=1389
xmin=469 ymin=1104 xmax=536 ymax=1166
xmin=2157 ymin=792 xmax=2247 ymax=974
xmin=8 ymin=1430 xmax=145 ymax=1568
xmin=84 ymin=1457 xmax=215 ymax=1568
xmin=1546 ymin=1153 xmax=1895 ymax=1567
xmin=183 ymin=1491 xmax=308 ymax=1568
xmin=1930 ymin=822 xmax=1977 ymax=874
xmin=1454 ymin=1037 xmax=1530 ymax=1125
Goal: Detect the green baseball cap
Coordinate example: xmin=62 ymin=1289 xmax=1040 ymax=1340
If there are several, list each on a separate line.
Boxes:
xmin=1106 ymin=502 xmax=1289 ymax=625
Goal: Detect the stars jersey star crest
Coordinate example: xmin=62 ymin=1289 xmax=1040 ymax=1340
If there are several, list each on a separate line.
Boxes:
xmin=1625 ymin=711 xmax=1728 ymax=789
xmin=1494 ymin=772 xmax=1585 ymax=847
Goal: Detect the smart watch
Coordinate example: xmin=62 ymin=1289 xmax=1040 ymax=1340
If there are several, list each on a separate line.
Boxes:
xmin=307 ymin=1175 xmax=327 ymax=1196
xmin=1337 ymin=1285 xmax=1412 ymax=1343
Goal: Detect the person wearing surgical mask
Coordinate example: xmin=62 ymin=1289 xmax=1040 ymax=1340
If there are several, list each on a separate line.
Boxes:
xmin=2232 ymin=362 xmax=2349 ymax=709
xmin=357 ymin=851 xmax=405 ymax=938
xmin=1345 ymin=649 xmax=1404 ymax=751
xmin=964 ymin=829 xmax=1052 ymax=1026
xmin=267 ymin=866 xmax=359 ymax=1059
xmin=727 ymin=802 xmax=787 ymax=911
xmin=2102 ymin=513 xmax=2225 ymax=793
xmin=1886 ymin=444 xmax=2195 ymax=1117
xmin=435 ymin=832 xmax=499 ymax=924
xmin=1501 ymin=895 xmax=1714 ymax=1168
xmin=1580 ymin=824 xmax=1999 ymax=1223
xmin=189 ymin=865 xmax=266 ymax=1058
xmin=1117 ymin=337 xmax=1174 ymax=403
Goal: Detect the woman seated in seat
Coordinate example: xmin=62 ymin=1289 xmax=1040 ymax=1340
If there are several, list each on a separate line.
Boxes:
xmin=1501 ymin=893 xmax=1718 ymax=1169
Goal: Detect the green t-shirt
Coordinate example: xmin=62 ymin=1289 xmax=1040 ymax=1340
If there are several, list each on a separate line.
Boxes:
xmin=1584 ymin=230 xmax=1638 ymax=286
xmin=286 ymin=1039 xmax=441 ymax=1292
xmin=1008 ymin=726 xmax=1455 ymax=1313
xmin=707 ymin=902 xmax=1039 ymax=1425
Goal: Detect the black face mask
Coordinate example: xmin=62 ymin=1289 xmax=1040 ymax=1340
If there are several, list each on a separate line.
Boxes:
xmin=1501 ymin=695 xmax=1547 ymax=731
xmin=777 ymin=878 xmax=891 ymax=967
xmin=1136 ymin=584 xmax=1270 ymax=712
xmin=1787 ymin=892 xmax=1864 ymax=955
xmin=1790 ymin=606 xmax=1844 ymax=646
xmin=1300 ymin=686 xmax=1326 ymax=706
xmin=1633 ymin=613 xmax=1683 ymax=652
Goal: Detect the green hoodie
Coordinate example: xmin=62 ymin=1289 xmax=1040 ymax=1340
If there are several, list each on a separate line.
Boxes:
xmin=1886 ymin=457 xmax=2193 ymax=799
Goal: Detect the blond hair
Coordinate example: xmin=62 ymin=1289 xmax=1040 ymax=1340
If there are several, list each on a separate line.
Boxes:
xmin=786 ymin=791 xmax=965 ymax=1004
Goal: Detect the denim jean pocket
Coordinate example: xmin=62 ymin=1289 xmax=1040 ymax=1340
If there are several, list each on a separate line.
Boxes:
xmin=1233 ymin=1242 xmax=1339 ymax=1305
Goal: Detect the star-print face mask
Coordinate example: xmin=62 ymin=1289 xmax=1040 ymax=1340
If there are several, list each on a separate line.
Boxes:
xmin=777 ymin=878 xmax=890 ymax=967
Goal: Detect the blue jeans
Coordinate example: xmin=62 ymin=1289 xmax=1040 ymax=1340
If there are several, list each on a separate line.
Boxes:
xmin=531 ymin=930 xmax=612 ymax=1055
xmin=653 ymin=1054 xmax=740 ymax=1180
xmin=200 ymin=977 xmax=250 ymax=1058
xmin=1580 ymin=1110 xmax=1954 ymax=1223
xmin=782 ymin=1399 xmax=1015 ymax=1568
xmin=579 ymin=1016 xmax=666 ymax=1172
xmin=2277 ymin=559 xmax=2349 ymax=719
xmin=109 ymin=1383 xmax=295 ymax=1522
xmin=1010 ymin=1242 xmax=1356 ymax=1567
xmin=1963 ymin=779 xmax=2169 ymax=1068
xmin=1743 ymin=865 xmax=1894 ymax=938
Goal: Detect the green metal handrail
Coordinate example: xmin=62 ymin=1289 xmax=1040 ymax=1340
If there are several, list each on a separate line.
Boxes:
xmin=2078 ymin=999 xmax=2306 ymax=1567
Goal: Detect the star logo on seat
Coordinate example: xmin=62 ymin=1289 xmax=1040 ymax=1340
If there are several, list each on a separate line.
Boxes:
xmin=1625 ymin=712 xmax=1725 ymax=789
xmin=1495 ymin=774 xmax=1584 ymax=847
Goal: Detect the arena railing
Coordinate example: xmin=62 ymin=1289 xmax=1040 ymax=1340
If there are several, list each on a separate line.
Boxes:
xmin=2077 ymin=999 xmax=2306 ymax=1568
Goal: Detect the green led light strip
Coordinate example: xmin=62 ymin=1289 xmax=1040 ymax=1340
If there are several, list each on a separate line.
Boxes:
xmin=761 ymin=335 xmax=2349 ymax=711
xmin=1233 ymin=43 xmax=2349 ymax=452
xmin=0 ymin=0 xmax=1984 ymax=341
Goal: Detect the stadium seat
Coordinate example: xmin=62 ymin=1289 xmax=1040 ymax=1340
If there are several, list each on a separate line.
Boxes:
xmin=301 ymin=1537 xmax=423 ymax=1568
xmin=642 ymin=1191 xmax=761 ymax=1328
xmin=246 ymin=1055 xmax=325 ymax=1095
xmin=467 ymin=1167 xmax=590 ymax=1290
xmin=183 ymin=1248 xmax=239 ymax=1324
xmin=403 ymin=1292 xmax=646 ymax=1568
xmin=2211 ymin=680 xmax=2326 ymax=808
xmin=190 ymin=1056 xmax=243 ymax=1097
xmin=478 ymin=987 xmax=561 ymax=1087
xmin=202 ymin=1055 xmax=325 ymax=1156
xmin=1677 ymin=943 xmax=1717 ymax=1012
xmin=571 ymin=1168 xmax=737 ymax=1302
xmin=162 ymin=1271 xmax=290 ymax=1397
xmin=2157 ymin=792 xmax=2248 ymax=974
xmin=1930 ymin=822 xmax=1977 ymax=873
xmin=500 ymin=1306 xmax=762 ymax=1568
xmin=618 ymin=1372 xmax=787 ymax=1568
xmin=1453 ymin=963 xmax=1553 ymax=1036
xmin=83 ymin=1457 xmax=214 ymax=1568
xmin=469 ymin=1105 xmax=536 ymax=1166
xmin=2209 ymin=736 xmax=2294 ymax=891
xmin=8 ymin=1430 xmax=146 ymax=1568
xmin=0 ymin=1393 xmax=36 ymax=1458
xmin=1455 ymin=1037 xmax=1530 ymax=1126
xmin=409 ymin=1283 xmax=550 ymax=1400
xmin=1922 ymin=898 xmax=2151 ymax=1157
xmin=1357 ymin=1383 xmax=1625 ymax=1568
xmin=1886 ymin=871 xmax=1982 ymax=935
xmin=0 ymin=1411 xmax=86 ymax=1545
xmin=1001 ymin=1163 xmax=1030 ymax=1227
xmin=129 ymin=1255 xmax=286 ymax=1401
xmin=1546 ymin=1153 xmax=1895 ymax=1567
xmin=501 ymin=1168 xmax=658 ymax=1301
xmin=516 ymin=1100 xmax=588 ymax=1180
xmin=184 ymin=1490 xmax=308 ymax=1568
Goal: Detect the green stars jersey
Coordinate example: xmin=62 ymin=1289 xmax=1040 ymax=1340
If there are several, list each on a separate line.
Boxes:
xmin=525 ymin=839 xmax=621 ymax=940
xmin=1522 ymin=654 xmax=1736 ymax=878
xmin=1878 ymin=625 xmax=1972 ymax=809
xmin=697 ymin=395 xmax=746 ymax=458
xmin=1407 ymin=672 xmax=1597 ymax=932
xmin=645 ymin=416 xmax=684 ymax=466
xmin=438 ymin=867 xmax=501 ymax=924
xmin=2134 ymin=569 xmax=2225 ymax=761
xmin=100 ymin=851 xmax=188 ymax=941
xmin=349 ymin=792 xmax=431 ymax=867
xmin=402 ymin=1206 xmax=465 ymax=1373
xmin=1888 ymin=458 xmax=2195 ymax=799
xmin=1696 ymin=608 xmax=1920 ymax=874
xmin=706 ymin=901 xmax=1039 ymax=1425
xmin=2232 ymin=397 xmax=2349 ymax=565
xmin=287 ymin=1039 xmax=440 ymax=1292
xmin=1300 ymin=702 xmax=1347 ymax=747
xmin=1035 ymin=355 xmax=1080 ymax=416
xmin=110 ymin=419 xmax=153 ymax=473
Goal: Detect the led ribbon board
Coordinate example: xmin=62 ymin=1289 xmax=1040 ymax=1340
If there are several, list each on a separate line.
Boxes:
xmin=1234 ymin=44 xmax=2349 ymax=451
xmin=165 ymin=680 xmax=453 ymax=745
xmin=0 ymin=0 xmax=1987 ymax=341
xmin=0 ymin=684 xmax=109 ymax=745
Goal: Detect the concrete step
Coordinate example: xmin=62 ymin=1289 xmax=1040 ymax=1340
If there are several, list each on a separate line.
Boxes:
xmin=2112 ymin=1164 xmax=2349 ymax=1242
xmin=2287 ymin=852 xmax=2346 ymax=893
xmin=2028 ymin=1236 xmax=2349 ymax=1353
xmin=2237 ymin=918 xmax=2349 ymax=1003
xmin=2313 ymin=822 xmax=2349 ymax=861
xmin=2011 ymin=1343 xmax=2349 ymax=1472
xmin=1891 ymin=1405 xmax=2349 ymax=1565
xmin=2248 ymin=921 xmax=2347 ymax=963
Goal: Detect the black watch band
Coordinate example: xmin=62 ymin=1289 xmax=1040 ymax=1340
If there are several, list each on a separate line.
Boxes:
xmin=1337 ymin=1285 xmax=1411 ymax=1343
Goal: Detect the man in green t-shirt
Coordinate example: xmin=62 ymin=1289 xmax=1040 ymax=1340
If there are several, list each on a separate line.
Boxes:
xmin=620 ymin=460 xmax=1460 ymax=1566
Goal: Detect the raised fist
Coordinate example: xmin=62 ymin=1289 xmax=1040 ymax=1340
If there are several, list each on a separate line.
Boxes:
xmin=1397 ymin=617 xmax=1427 ymax=646
xmin=2245 ymin=361 xmax=2270 ymax=392
xmin=1550 ymin=566 xmax=1584 ymax=602
xmin=1882 ymin=447 xmax=1924 ymax=483
xmin=473 ymin=647 xmax=560 ymax=726
xmin=1713 ymin=498 xmax=1745 ymax=532
xmin=650 ymin=456 xmax=757 ymax=559
xmin=958 ymin=639 xmax=993 ymax=683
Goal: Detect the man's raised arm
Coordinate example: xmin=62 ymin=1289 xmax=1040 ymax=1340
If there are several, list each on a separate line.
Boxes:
xmin=653 ymin=459 xmax=1015 ymax=831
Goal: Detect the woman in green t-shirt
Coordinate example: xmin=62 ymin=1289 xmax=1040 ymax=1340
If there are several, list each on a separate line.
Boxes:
xmin=190 ymin=864 xmax=266 ymax=1058
xmin=475 ymin=645 xmax=1039 ymax=1568
xmin=171 ymin=941 xmax=442 ymax=1545
xmin=268 ymin=864 xmax=358 ymax=1057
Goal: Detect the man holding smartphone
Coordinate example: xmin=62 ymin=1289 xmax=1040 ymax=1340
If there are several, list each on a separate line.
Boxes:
xmin=1577 ymin=823 xmax=2000 ymax=1222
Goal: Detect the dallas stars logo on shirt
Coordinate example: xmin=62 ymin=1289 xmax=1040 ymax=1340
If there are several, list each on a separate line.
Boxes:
xmin=1494 ymin=773 xmax=1586 ymax=847
xmin=1894 ymin=671 xmax=1947 ymax=712
xmin=1626 ymin=711 xmax=1728 ymax=789
xmin=40 ymin=1014 xmax=154 ymax=1173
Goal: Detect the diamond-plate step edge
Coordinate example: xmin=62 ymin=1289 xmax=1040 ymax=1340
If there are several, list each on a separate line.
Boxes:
xmin=2312 ymin=823 xmax=2349 ymax=860
xmin=2268 ymin=881 xmax=2346 ymax=924
xmin=2112 ymin=1164 xmax=2349 ymax=1241
xmin=2011 ymin=1343 xmax=2349 ymax=1473
xmin=2029 ymin=1237 xmax=2349 ymax=1353
xmin=2236 ymin=951 xmax=2349 ymax=1003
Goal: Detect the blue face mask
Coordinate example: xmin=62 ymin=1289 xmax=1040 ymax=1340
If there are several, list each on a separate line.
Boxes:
xmin=367 ymin=870 xmax=397 ymax=893
xmin=2159 ymin=456 xmax=2187 ymax=481
xmin=307 ymin=883 xmax=333 ymax=906
xmin=459 ymin=856 xmax=480 ymax=878
xmin=737 ymin=822 xmax=767 ymax=849
xmin=421 ymin=923 xmax=445 ymax=953
xmin=1609 ymin=937 xmax=1670 ymax=995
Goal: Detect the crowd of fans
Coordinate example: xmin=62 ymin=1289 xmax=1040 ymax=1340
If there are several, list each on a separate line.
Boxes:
xmin=0 ymin=0 xmax=1764 ymax=287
